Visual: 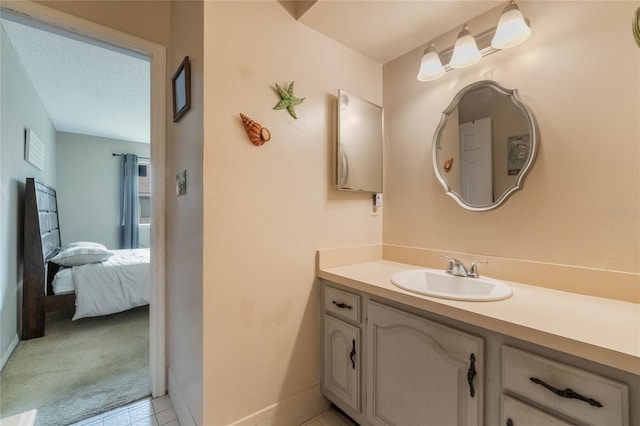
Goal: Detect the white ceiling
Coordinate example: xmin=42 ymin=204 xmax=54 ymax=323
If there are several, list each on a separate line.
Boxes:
xmin=1 ymin=12 xmax=150 ymax=144
xmin=298 ymin=0 xmax=502 ymax=64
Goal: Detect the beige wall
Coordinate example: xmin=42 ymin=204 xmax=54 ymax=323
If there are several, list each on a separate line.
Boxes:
xmin=384 ymin=1 xmax=640 ymax=274
xmin=34 ymin=0 xmax=170 ymax=48
xmin=202 ymin=1 xmax=382 ymax=424
xmin=166 ymin=0 xmax=203 ymax=424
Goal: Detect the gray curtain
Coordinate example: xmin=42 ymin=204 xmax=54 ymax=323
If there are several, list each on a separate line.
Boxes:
xmin=120 ymin=153 xmax=139 ymax=249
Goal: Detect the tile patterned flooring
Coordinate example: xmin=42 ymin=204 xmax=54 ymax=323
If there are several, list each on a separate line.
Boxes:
xmin=71 ymin=396 xmax=356 ymax=426
xmin=70 ymin=396 xmax=178 ymax=426
xmin=301 ymin=407 xmax=358 ymax=426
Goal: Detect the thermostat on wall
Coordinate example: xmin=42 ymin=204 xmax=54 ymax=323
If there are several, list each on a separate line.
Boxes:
xmin=374 ymin=193 xmax=383 ymax=208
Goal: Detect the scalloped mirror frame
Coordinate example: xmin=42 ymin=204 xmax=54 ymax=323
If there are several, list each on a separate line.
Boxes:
xmin=432 ymin=80 xmax=539 ymax=211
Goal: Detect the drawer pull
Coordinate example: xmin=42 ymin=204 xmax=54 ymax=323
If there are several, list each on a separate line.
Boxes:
xmin=467 ymin=353 xmax=477 ymax=397
xmin=506 ymin=419 xmax=513 ymax=426
xmin=332 ymin=301 xmax=353 ymax=310
xmin=349 ymin=339 xmax=356 ymax=369
xmin=529 ymin=377 xmax=603 ymax=408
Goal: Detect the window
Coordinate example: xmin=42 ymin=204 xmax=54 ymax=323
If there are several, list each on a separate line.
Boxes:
xmin=138 ymin=162 xmax=151 ymax=224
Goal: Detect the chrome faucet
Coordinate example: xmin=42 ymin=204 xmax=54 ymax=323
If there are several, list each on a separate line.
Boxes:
xmin=440 ymin=256 xmax=488 ymax=278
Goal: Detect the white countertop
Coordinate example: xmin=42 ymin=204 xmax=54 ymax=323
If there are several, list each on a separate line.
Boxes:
xmin=318 ymin=259 xmax=640 ymax=376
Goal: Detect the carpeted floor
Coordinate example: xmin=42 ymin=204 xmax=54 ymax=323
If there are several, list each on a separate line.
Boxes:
xmin=0 ymin=306 xmax=150 ymax=425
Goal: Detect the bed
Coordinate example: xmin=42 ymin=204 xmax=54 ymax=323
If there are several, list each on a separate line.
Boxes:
xmin=22 ymin=178 xmax=150 ymax=340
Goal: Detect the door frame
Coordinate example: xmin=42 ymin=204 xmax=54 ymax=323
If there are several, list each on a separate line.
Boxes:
xmin=1 ymin=1 xmax=167 ymax=397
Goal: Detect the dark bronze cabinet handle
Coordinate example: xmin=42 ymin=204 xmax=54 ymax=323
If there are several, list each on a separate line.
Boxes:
xmin=506 ymin=418 xmax=513 ymax=426
xmin=349 ymin=339 xmax=356 ymax=369
xmin=332 ymin=301 xmax=353 ymax=310
xmin=467 ymin=353 xmax=477 ymax=397
xmin=529 ymin=377 xmax=603 ymax=408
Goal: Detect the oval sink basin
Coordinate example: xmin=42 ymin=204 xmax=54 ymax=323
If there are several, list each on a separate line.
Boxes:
xmin=391 ymin=268 xmax=512 ymax=301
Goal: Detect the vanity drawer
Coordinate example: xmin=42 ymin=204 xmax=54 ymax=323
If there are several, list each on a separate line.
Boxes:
xmin=324 ymin=285 xmax=360 ymax=323
xmin=502 ymin=346 xmax=629 ymax=426
xmin=501 ymin=395 xmax=572 ymax=426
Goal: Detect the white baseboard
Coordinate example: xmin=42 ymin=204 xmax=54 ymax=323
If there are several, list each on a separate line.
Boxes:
xmin=0 ymin=334 xmax=19 ymax=372
xmin=168 ymin=367 xmax=196 ymax=426
xmin=230 ymin=384 xmax=329 ymax=426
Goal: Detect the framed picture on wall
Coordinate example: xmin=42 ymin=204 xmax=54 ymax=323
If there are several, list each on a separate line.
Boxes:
xmin=507 ymin=134 xmax=530 ymax=176
xmin=172 ymin=56 xmax=191 ymax=122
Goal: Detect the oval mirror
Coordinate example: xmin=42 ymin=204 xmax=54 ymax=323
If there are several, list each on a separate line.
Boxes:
xmin=433 ymin=80 xmax=538 ymax=211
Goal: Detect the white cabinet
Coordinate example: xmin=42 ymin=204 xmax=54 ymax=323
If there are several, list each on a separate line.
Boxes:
xmin=320 ymin=279 xmax=636 ymax=426
xmin=322 ymin=283 xmax=483 ymax=426
xmin=366 ymin=301 xmax=484 ymax=426
xmin=322 ymin=285 xmax=363 ymax=418
xmin=502 ymin=346 xmax=629 ymax=426
xmin=324 ymin=285 xmax=360 ymax=323
xmin=501 ymin=395 xmax=573 ymax=426
xmin=323 ymin=314 xmax=360 ymax=413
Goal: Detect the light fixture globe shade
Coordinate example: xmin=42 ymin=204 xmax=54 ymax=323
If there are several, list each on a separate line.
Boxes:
xmin=417 ymin=44 xmax=445 ymax=81
xmin=491 ymin=2 xmax=531 ymax=49
xmin=449 ymin=25 xmax=481 ymax=69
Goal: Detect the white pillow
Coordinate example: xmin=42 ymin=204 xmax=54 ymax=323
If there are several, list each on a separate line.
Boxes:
xmin=61 ymin=241 xmax=107 ymax=250
xmin=50 ymin=243 xmax=113 ymax=267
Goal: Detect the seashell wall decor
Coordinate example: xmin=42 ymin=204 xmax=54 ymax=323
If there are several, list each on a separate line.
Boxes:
xmin=444 ymin=158 xmax=454 ymax=173
xmin=239 ymin=113 xmax=271 ymax=146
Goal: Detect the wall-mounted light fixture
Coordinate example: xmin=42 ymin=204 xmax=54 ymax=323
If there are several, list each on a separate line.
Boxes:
xmin=416 ymin=42 xmax=445 ymax=81
xmin=417 ymin=0 xmax=531 ymax=82
xmin=449 ymin=24 xmax=482 ymax=69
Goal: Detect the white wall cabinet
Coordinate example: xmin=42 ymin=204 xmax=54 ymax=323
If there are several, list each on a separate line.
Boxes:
xmin=367 ymin=301 xmax=483 ymax=426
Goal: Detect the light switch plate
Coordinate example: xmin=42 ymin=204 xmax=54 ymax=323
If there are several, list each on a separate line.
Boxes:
xmin=176 ymin=170 xmax=187 ymax=196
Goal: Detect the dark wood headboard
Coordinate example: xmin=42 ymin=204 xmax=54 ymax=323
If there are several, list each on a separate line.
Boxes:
xmin=22 ymin=178 xmax=64 ymax=339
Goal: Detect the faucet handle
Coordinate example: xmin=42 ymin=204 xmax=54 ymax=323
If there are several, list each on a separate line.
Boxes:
xmin=467 ymin=260 xmax=488 ymax=278
xmin=439 ymin=255 xmax=455 ymax=270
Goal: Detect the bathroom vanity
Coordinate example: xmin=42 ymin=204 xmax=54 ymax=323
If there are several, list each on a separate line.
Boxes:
xmin=318 ymin=247 xmax=640 ymax=426
xmin=324 ymin=285 xmax=483 ymax=425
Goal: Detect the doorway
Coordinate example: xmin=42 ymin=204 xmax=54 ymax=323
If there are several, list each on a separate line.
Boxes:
xmin=0 ymin=0 xmax=166 ymax=399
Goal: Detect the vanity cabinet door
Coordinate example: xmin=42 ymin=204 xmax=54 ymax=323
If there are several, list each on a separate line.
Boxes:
xmin=367 ymin=301 xmax=483 ymax=426
xmin=323 ymin=314 xmax=360 ymax=413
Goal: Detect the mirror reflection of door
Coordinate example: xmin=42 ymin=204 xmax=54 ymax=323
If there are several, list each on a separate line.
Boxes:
xmin=459 ymin=118 xmax=492 ymax=206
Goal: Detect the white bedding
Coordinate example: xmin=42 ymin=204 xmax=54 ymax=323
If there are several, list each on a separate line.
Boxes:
xmin=70 ymin=248 xmax=150 ymax=320
xmin=52 ymin=267 xmax=74 ymax=294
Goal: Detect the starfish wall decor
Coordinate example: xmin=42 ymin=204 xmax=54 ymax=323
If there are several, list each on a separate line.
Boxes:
xmin=274 ymin=81 xmax=305 ymax=119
